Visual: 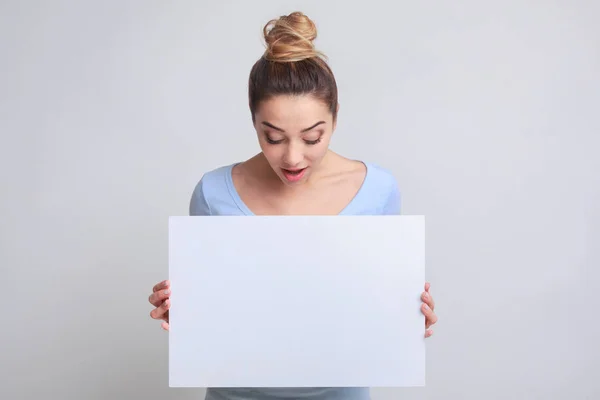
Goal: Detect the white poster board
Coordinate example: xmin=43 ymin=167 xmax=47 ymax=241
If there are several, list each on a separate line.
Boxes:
xmin=168 ymin=215 xmax=426 ymax=388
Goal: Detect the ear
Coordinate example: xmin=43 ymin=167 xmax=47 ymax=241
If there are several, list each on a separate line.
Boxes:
xmin=332 ymin=103 xmax=340 ymax=131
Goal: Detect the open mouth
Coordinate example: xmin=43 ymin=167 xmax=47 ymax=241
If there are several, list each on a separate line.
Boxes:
xmin=281 ymin=167 xmax=307 ymax=182
xmin=283 ymin=168 xmax=305 ymax=175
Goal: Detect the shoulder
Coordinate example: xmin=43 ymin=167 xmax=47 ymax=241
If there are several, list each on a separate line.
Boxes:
xmin=189 ymin=163 xmax=237 ymax=216
xmin=365 ymin=162 xmax=398 ymax=189
xmin=363 ymin=161 xmax=401 ymax=215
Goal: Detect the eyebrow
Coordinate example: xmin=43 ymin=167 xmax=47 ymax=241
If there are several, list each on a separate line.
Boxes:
xmin=261 ymin=121 xmax=326 ymax=133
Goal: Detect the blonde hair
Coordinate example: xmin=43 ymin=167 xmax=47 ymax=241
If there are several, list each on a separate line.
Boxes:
xmin=249 ymin=12 xmax=338 ymax=122
xmin=262 ymin=11 xmax=327 ymax=62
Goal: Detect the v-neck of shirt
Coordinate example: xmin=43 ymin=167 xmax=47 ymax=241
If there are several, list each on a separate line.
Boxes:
xmin=224 ymin=162 xmax=371 ymax=216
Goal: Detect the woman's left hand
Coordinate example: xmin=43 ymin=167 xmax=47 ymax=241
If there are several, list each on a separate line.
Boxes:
xmin=421 ymin=282 xmax=437 ymax=338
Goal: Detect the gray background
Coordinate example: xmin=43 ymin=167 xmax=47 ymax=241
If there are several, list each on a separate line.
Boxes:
xmin=1 ymin=0 xmax=598 ymax=399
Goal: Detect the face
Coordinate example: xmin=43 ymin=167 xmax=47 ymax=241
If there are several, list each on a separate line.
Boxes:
xmin=253 ymin=94 xmax=336 ymax=186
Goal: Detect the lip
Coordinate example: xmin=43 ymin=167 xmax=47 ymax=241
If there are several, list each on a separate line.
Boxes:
xmin=281 ymin=167 xmax=307 ymax=182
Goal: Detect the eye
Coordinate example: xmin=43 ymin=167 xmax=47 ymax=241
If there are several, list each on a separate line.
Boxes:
xmin=304 ymin=133 xmax=323 ymax=145
xmin=304 ymin=137 xmax=322 ymax=145
xmin=265 ymin=134 xmax=284 ymax=144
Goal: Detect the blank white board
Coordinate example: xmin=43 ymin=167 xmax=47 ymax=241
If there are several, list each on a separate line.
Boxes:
xmin=168 ymin=215 xmax=426 ymax=388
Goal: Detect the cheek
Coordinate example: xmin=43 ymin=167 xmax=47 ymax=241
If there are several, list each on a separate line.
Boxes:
xmin=307 ymin=142 xmax=329 ymax=161
xmin=259 ymin=143 xmax=283 ymax=162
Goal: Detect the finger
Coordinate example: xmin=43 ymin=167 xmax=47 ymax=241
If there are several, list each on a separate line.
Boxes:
xmin=426 ymin=312 xmax=437 ymax=328
xmin=161 ymin=321 xmax=170 ymax=331
xmin=424 ymin=281 xmax=431 ymax=293
xmin=421 ymin=303 xmax=438 ymax=328
xmin=421 ymin=291 xmax=435 ymax=311
xmin=150 ymin=299 xmax=170 ymax=320
xmin=424 ymin=329 xmax=433 ymax=338
xmin=153 ymin=280 xmax=170 ymax=293
xmin=149 ymin=288 xmax=171 ymax=307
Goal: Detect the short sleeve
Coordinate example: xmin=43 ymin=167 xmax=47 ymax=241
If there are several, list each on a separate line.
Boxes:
xmin=382 ymin=178 xmax=401 ymax=215
xmin=189 ymin=178 xmax=212 ymax=216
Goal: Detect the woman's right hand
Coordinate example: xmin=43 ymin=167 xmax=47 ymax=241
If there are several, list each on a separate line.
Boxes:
xmin=149 ymin=279 xmax=171 ymax=331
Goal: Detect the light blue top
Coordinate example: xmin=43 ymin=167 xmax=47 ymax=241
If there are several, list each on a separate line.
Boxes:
xmin=188 ymin=161 xmax=401 ymax=400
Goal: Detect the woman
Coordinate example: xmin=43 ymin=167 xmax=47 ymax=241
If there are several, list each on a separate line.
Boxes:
xmin=148 ymin=11 xmax=438 ymax=400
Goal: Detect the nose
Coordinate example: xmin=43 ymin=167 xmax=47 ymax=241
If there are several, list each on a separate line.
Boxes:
xmin=282 ymin=143 xmax=303 ymax=167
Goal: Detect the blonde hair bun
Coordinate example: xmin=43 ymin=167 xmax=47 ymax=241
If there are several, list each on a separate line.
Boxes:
xmin=263 ymin=11 xmax=325 ymax=62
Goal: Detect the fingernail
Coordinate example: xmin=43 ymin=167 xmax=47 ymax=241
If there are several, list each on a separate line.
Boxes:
xmin=163 ymin=300 xmax=169 ymax=308
xmin=164 ymin=290 xmax=170 ymax=295
xmin=423 ymin=303 xmax=430 ymax=310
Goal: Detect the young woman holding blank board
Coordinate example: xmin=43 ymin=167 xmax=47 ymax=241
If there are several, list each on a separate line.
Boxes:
xmin=148 ymin=11 xmax=437 ymax=400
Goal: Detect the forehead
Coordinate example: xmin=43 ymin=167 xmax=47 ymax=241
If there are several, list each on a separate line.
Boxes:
xmin=255 ymin=94 xmax=331 ymax=126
